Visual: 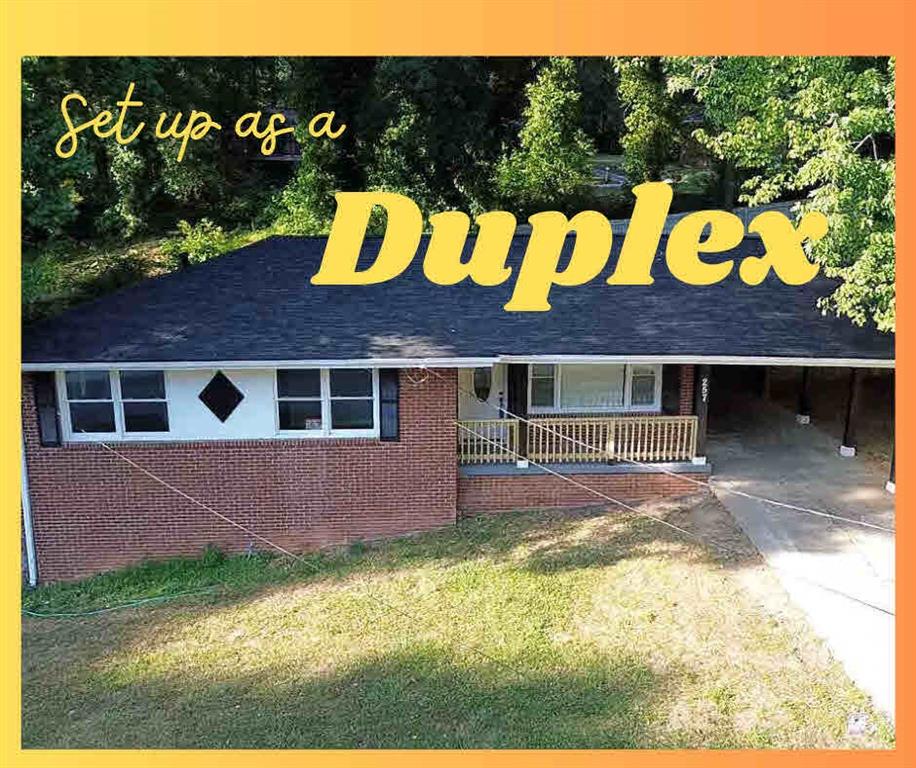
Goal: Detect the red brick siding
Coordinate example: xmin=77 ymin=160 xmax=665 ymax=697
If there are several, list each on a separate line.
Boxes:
xmin=458 ymin=471 xmax=707 ymax=516
xmin=22 ymin=370 xmax=458 ymax=582
xmin=23 ymin=365 xmax=709 ymax=584
xmin=678 ymin=364 xmax=695 ymax=416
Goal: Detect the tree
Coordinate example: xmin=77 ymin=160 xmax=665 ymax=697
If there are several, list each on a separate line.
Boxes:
xmin=273 ymin=58 xmax=375 ymax=233
xmin=272 ymin=137 xmax=341 ymax=234
xmin=667 ymin=56 xmax=895 ymax=332
xmin=22 ymin=57 xmax=289 ymax=242
xmin=575 ymin=58 xmax=624 ymax=153
xmin=364 ymin=58 xmax=497 ymax=213
xmin=22 ymin=58 xmax=94 ymax=241
xmin=614 ymin=57 xmax=683 ymax=183
xmin=496 ymin=57 xmax=594 ymax=214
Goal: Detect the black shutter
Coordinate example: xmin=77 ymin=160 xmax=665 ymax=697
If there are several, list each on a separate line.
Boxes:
xmin=506 ymin=364 xmax=528 ymax=457
xmin=506 ymin=364 xmax=528 ymax=419
xmin=33 ymin=372 xmax=61 ymax=447
xmin=379 ymin=369 xmax=399 ymax=441
xmin=660 ymin=364 xmax=679 ymax=415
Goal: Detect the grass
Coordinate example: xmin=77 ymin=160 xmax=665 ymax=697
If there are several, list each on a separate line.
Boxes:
xmin=22 ymin=499 xmax=894 ymax=749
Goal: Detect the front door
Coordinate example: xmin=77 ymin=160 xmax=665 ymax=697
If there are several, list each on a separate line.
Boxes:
xmin=458 ymin=365 xmax=506 ymax=421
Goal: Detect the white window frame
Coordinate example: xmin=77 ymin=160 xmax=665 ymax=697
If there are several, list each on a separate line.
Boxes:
xmin=274 ymin=367 xmax=380 ymax=438
xmin=57 ymin=369 xmax=172 ymax=442
xmin=527 ymin=363 xmax=662 ymax=414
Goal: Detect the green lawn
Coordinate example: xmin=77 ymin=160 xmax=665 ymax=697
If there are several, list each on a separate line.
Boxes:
xmin=21 ymin=498 xmax=893 ymax=749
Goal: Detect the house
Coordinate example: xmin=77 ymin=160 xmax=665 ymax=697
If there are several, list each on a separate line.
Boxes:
xmin=21 ymin=234 xmax=894 ymax=583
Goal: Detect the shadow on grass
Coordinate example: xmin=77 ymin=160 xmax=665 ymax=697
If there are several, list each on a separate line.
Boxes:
xmin=22 ymin=503 xmax=895 ymax=749
xmin=24 ymin=644 xmax=672 ymax=749
xmin=518 ymin=496 xmax=759 ymax=576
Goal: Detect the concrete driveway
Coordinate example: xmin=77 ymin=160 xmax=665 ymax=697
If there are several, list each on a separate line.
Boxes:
xmin=707 ymin=396 xmax=895 ymax=721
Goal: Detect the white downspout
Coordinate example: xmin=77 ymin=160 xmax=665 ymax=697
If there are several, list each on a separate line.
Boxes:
xmin=21 ymin=434 xmax=38 ymax=587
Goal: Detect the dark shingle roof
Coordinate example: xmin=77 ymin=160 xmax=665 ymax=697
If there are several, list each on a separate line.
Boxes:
xmin=22 ymin=235 xmax=894 ymax=365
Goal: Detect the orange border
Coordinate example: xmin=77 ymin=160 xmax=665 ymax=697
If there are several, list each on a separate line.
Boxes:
xmin=1 ymin=1 xmax=910 ymax=766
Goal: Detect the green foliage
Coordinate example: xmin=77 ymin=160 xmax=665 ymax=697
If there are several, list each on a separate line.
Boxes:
xmin=614 ymin=57 xmax=684 ymax=183
xmin=668 ymin=56 xmax=896 ymax=331
xmin=23 ymin=548 xmax=279 ymax=615
xmin=496 ymin=58 xmax=594 ymax=214
xmin=365 ymin=58 xmax=498 ymax=213
xmin=101 ymin=144 xmax=161 ymax=237
xmin=201 ymin=544 xmax=227 ymax=568
xmin=575 ymin=59 xmax=623 ymax=153
xmin=22 ymin=239 xmax=171 ymax=322
xmin=22 ymin=57 xmax=289 ymax=244
xmin=271 ymin=137 xmax=340 ymax=234
xmin=21 ymin=58 xmax=94 ymax=240
xmin=162 ymin=219 xmax=231 ymax=267
xmin=21 ymin=257 xmax=64 ymax=312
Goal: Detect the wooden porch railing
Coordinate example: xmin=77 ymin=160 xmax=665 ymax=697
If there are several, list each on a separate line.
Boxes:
xmin=458 ymin=415 xmax=698 ymax=464
xmin=457 ymin=419 xmax=519 ymax=464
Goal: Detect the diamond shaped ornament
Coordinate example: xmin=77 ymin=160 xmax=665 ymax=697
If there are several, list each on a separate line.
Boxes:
xmin=198 ymin=371 xmax=244 ymax=422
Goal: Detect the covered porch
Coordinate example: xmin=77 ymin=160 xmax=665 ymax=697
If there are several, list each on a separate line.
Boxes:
xmin=457 ymin=415 xmax=699 ymax=465
xmin=456 ymin=362 xmax=704 ymax=467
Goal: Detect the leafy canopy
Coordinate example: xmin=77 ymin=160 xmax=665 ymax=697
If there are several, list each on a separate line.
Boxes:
xmin=667 ymin=56 xmax=895 ymax=332
xmin=496 ymin=58 xmax=594 ymax=214
xmin=613 ymin=57 xmax=683 ymax=184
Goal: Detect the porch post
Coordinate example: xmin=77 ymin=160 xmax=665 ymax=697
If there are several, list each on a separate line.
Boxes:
xmin=885 ymin=375 xmax=895 ymax=492
xmin=840 ymin=367 xmax=862 ymax=457
xmin=693 ymin=364 xmax=711 ymax=465
xmin=759 ymin=366 xmax=771 ymax=400
xmin=886 ymin=443 xmax=895 ymax=494
xmin=796 ymin=367 xmax=812 ymax=425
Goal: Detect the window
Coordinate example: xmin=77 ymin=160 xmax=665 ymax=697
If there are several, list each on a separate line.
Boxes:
xmin=276 ymin=368 xmax=378 ymax=436
xmin=329 ymin=369 xmax=374 ymax=430
xmin=472 ymin=367 xmax=492 ymax=401
xmin=528 ymin=364 xmax=661 ymax=412
xmin=560 ymin=364 xmax=625 ymax=409
xmin=277 ymin=369 xmax=322 ymax=431
xmin=65 ymin=371 xmax=115 ymax=434
xmin=529 ymin=364 xmax=555 ymax=408
xmin=629 ymin=365 xmax=658 ymax=407
xmin=62 ymin=370 xmax=170 ymax=440
xmin=120 ymin=371 xmax=169 ymax=432
xmin=198 ymin=371 xmax=245 ymax=422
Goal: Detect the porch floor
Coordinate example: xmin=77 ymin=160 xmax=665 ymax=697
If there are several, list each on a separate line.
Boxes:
xmin=459 ymin=461 xmax=711 ymax=478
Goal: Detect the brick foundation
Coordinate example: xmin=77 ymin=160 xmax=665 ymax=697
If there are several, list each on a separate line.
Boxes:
xmin=22 ymin=370 xmax=458 ymax=582
xmin=458 ymin=471 xmax=707 ymax=516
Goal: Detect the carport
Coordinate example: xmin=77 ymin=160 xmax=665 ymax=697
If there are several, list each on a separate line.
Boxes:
xmin=701 ymin=362 xmax=895 ymax=720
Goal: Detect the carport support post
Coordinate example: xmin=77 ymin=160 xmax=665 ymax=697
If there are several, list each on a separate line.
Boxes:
xmin=840 ymin=368 xmax=862 ymax=458
xmin=796 ymin=367 xmax=812 ymax=425
xmin=887 ymin=444 xmax=895 ymax=494
xmin=692 ymin=364 xmax=710 ymax=465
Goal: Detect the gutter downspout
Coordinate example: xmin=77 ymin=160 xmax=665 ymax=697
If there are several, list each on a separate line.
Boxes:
xmin=21 ymin=434 xmax=38 ymax=587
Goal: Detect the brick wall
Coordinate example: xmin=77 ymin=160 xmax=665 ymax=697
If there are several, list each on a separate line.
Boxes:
xmin=22 ymin=370 xmax=458 ymax=582
xmin=458 ymin=470 xmax=707 ymax=516
xmin=678 ymin=364 xmax=695 ymax=416
xmin=22 ymin=364 xmax=708 ymax=584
